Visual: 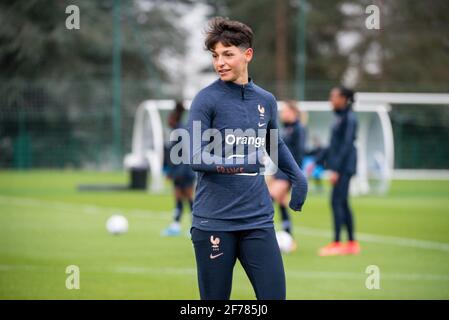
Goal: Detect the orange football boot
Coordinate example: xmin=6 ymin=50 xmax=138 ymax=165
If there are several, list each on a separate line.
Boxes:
xmin=318 ymin=242 xmax=345 ymax=256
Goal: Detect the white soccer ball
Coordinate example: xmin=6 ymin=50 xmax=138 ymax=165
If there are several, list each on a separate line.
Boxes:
xmin=276 ymin=230 xmax=294 ymax=253
xmin=106 ymin=214 xmax=129 ymax=235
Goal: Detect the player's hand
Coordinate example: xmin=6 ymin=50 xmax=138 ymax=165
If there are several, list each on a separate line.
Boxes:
xmin=289 ymin=176 xmax=308 ymax=212
xmin=329 ymin=171 xmax=339 ymax=185
xmin=289 ymin=183 xmax=306 ymax=212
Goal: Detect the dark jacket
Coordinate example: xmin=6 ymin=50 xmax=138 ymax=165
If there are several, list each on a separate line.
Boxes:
xmin=318 ymin=105 xmax=357 ymax=175
xmin=282 ymin=120 xmax=306 ymax=168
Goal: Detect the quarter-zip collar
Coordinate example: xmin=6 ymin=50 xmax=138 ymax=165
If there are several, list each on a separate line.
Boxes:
xmin=218 ymin=77 xmax=254 ymax=100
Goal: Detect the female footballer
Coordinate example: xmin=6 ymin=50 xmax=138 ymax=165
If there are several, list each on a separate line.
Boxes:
xmin=317 ymin=86 xmax=361 ymax=256
xmin=163 ymin=101 xmax=195 ymax=236
xmin=187 ymin=17 xmax=308 ymax=300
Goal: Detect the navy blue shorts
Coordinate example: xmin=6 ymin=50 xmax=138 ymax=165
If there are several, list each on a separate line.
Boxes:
xmin=191 ymin=227 xmax=286 ymax=300
xmin=172 ymin=176 xmax=195 ymax=188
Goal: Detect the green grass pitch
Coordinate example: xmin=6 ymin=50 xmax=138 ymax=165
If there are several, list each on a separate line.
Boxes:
xmin=0 ymin=170 xmax=448 ymax=299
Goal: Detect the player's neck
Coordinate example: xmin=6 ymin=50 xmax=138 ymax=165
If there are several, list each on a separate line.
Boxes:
xmin=232 ymin=69 xmax=249 ymax=85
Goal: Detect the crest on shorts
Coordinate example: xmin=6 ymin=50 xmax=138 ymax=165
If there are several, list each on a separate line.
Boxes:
xmin=210 ymin=236 xmax=220 ymax=251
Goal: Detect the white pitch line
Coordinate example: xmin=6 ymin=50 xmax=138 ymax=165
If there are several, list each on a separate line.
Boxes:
xmin=0 ymin=195 xmax=171 ymax=220
xmin=1 ymin=195 xmax=449 ymax=252
xmin=286 ymin=270 xmax=449 ymax=281
xmin=295 ymin=226 xmax=449 ymax=252
xmin=1 ymin=264 xmax=449 ymax=282
xmin=111 ymin=267 xmax=449 ymax=282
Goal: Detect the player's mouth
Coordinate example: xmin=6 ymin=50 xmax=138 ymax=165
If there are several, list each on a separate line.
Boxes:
xmin=218 ymin=69 xmax=231 ymax=76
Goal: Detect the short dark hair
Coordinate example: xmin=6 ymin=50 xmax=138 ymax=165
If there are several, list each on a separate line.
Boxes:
xmin=336 ymin=86 xmax=355 ymax=104
xmin=205 ymin=17 xmax=254 ymax=51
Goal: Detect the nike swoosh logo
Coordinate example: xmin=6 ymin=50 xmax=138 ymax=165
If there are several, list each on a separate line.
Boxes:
xmin=258 ymin=123 xmax=265 ymax=127
xmin=209 ymin=253 xmax=224 ymax=259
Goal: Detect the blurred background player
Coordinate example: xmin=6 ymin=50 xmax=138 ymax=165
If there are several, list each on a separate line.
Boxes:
xmin=268 ymin=100 xmax=306 ymax=251
xmin=162 ymin=101 xmax=196 ymax=236
xmin=315 ymin=86 xmax=360 ymax=256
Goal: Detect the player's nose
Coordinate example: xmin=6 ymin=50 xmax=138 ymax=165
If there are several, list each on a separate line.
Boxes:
xmin=216 ymin=55 xmax=225 ymax=66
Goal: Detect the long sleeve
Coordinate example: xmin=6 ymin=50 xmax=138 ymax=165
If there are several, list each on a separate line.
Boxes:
xmin=188 ymin=92 xmax=262 ymax=174
xmin=266 ymin=99 xmax=308 ymax=211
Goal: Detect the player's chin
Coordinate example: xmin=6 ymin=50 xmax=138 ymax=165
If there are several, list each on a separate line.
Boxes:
xmin=218 ymin=72 xmax=235 ymax=82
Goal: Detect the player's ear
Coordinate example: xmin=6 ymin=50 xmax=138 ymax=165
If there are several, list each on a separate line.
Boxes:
xmin=244 ymin=47 xmax=253 ymax=63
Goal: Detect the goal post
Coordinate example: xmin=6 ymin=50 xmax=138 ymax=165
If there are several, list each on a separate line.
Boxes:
xmin=124 ymin=100 xmax=166 ymax=192
xmin=297 ymin=101 xmax=394 ymax=195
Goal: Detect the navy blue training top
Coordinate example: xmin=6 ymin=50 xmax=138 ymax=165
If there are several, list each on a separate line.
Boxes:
xmin=188 ymin=78 xmax=308 ymax=232
xmin=317 ymin=106 xmax=358 ymax=175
